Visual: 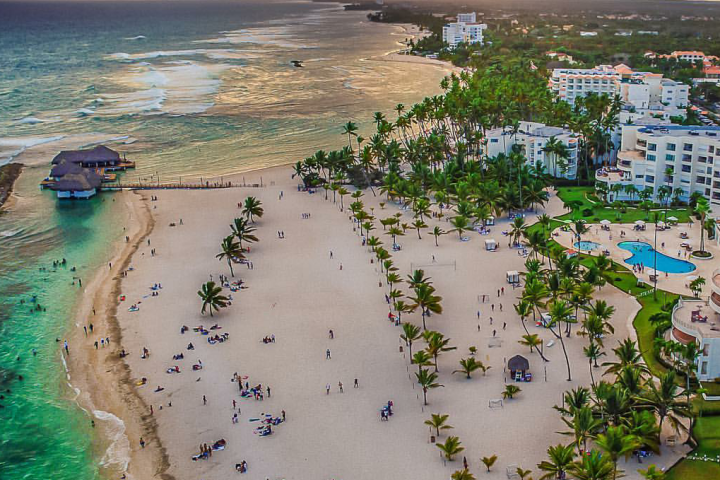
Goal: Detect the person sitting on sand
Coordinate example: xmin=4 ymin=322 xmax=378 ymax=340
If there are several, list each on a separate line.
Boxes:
xmin=154 ymin=385 xmax=164 ymax=392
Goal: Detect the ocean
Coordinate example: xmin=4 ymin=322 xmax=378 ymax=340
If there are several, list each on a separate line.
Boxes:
xmin=0 ymin=1 xmax=446 ymax=479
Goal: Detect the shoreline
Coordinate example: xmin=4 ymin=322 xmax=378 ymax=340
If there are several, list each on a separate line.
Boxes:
xmin=0 ymin=163 xmax=23 ymax=210
xmin=65 ymin=189 xmax=168 ymax=480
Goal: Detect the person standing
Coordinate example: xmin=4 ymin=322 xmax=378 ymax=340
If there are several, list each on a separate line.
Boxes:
xmin=326 ymin=349 xmax=331 ymax=359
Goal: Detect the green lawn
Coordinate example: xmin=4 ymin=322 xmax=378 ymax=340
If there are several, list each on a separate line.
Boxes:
xmin=554 ymin=186 xmax=692 ymax=223
xmin=666 ymin=416 xmax=720 ymax=480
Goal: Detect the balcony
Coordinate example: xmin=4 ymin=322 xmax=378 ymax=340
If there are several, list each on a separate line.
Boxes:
xmin=671 ymin=298 xmax=720 ymax=345
xmin=713 ymin=268 xmax=720 ymax=295
xmin=617 ymin=150 xmax=646 ymax=164
xmin=595 ymin=168 xmax=631 ymax=184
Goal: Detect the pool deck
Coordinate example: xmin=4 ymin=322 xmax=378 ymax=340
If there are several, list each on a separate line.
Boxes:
xmin=553 ymin=221 xmax=720 ymax=296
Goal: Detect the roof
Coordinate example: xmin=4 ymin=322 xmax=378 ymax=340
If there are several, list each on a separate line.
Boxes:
xmin=50 ymin=170 xmax=103 ymax=192
xmin=51 ymin=145 xmax=120 ymax=165
xmin=508 ymin=355 xmax=529 ymax=371
xmin=50 ymin=160 xmax=85 ymax=178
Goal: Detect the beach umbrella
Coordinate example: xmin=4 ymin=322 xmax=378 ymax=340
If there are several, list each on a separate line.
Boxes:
xmin=667 ymin=216 xmax=678 ymax=222
xmin=657 ymin=221 xmax=666 ymax=227
xmin=686 ymin=275 xmax=698 ymax=282
xmin=635 ymin=220 xmax=646 ymax=226
xmin=600 ymin=219 xmax=611 ymax=226
xmin=646 ymin=268 xmax=658 ymax=277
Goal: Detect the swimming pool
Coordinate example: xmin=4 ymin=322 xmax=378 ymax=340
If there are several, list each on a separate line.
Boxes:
xmin=617 ymin=241 xmax=696 ymax=273
xmin=574 ymin=241 xmax=601 ymax=251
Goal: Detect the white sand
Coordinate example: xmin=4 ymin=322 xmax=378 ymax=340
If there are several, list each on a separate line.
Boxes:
xmin=75 ymin=166 xmax=689 ymax=479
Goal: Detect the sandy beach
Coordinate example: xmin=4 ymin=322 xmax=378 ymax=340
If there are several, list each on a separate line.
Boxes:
xmin=62 ymin=164 xmax=690 ymax=480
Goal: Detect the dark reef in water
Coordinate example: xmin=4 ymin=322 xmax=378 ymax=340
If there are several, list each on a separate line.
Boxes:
xmin=0 ymin=163 xmax=23 ymax=209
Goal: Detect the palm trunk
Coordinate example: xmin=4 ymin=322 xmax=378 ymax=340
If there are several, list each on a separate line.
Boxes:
xmin=228 ymin=259 xmax=234 ymax=277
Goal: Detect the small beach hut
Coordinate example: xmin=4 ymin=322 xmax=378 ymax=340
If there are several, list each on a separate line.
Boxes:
xmin=508 ymin=355 xmax=530 ymax=381
xmin=600 ymin=219 xmax=611 ymax=225
xmin=485 ymin=239 xmax=497 ymax=251
xmin=657 ymin=221 xmax=666 ymax=230
xmin=506 ymin=271 xmax=520 ymax=284
xmin=485 ymin=216 xmax=495 ymax=226
xmin=635 ymin=220 xmax=645 ymax=226
xmin=667 ymin=216 xmax=679 ymax=224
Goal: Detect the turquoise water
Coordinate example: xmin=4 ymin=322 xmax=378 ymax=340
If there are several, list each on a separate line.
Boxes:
xmin=574 ymin=241 xmax=600 ymax=251
xmin=618 ymin=241 xmax=697 ymax=274
xmin=0 ymin=2 xmax=447 ymax=479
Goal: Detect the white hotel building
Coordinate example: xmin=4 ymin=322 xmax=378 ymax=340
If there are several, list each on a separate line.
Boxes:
xmin=550 ymin=65 xmax=689 ymax=119
xmin=481 ymin=121 xmax=579 ymax=180
xmin=670 ymin=273 xmax=720 ymax=382
xmin=442 ymin=12 xmax=487 ymax=49
xmin=595 ymin=125 xmax=720 ymax=206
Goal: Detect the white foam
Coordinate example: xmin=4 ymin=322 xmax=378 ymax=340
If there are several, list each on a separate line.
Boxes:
xmin=94 ymin=410 xmax=131 ymax=474
xmin=106 ymin=49 xmax=256 ymax=62
xmin=0 ymin=135 xmax=66 ymax=165
xmin=124 ymin=35 xmax=146 ymax=41
xmin=103 ymin=61 xmax=228 ymax=115
xmin=0 ymin=229 xmax=22 ymax=237
xmin=75 ymin=108 xmax=95 ymax=117
xmin=15 ymin=116 xmax=45 ymax=125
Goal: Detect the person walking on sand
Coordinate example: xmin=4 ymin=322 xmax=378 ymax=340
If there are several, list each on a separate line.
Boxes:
xmin=326 ymin=384 xmax=330 ymax=395
xmin=329 ymin=251 xmax=333 ymax=259
xmin=64 ymin=340 xmax=69 ymax=355
xmin=354 ymin=378 xmax=359 ymax=388
xmin=338 ymin=381 xmax=343 ymax=393
xmin=203 ymin=395 xmax=207 ymax=405
xmin=282 ymin=410 xmax=286 ymax=421
xmin=140 ymin=437 xmax=145 ymax=449
xmin=233 ymin=399 xmax=237 ymax=410
xmin=266 ymin=386 xmax=271 ymax=398
xmin=329 ymin=329 xmax=334 ymax=339
xmin=326 ymin=349 xmax=331 ymax=359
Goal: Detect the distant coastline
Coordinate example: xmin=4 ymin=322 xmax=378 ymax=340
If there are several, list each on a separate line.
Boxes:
xmin=0 ymin=163 xmax=23 ymax=209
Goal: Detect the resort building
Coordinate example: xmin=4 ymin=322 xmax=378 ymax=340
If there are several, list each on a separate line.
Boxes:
xmin=545 ymin=51 xmax=577 ymax=64
xmin=644 ymin=51 xmax=719 ymax=65
xmin=442 ymin=13 xmax=487 ymax=49
xmin=481 ymin=121 xmax=579 ymax=179
xmin=670 ymin=274 xmax=720 ymax=382
xmin=595 ymin=125 xmax=720 ymax=206
xmin=550 ymin=65 xmax=689 ymax=119
xmin=42 ymin=145 xmax=134 ymax=199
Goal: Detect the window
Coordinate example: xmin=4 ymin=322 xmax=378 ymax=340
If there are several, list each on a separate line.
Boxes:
xmin=682 ymin=154 xmax=692 ymax=162
xmin=665 ymin=154 xmax=675 ymax=161
xmin=667 ymin=143 xmax=676 ymax=151
xmin=697 ymin=176 xmax=706 ymax=185
xmin=684 ymin=143 xmax=693 ymax=151
xmin=645 ymin=175 xmax=655 ymax=183
xmin=703 ymin=344 xmax=710 ymax=356
xmin=490 ymin=138 xmax=499 ymax=143
xmin=635 ymin=174 xmax=644 ymax=179
xmin=682 ymin=165 xmax=692 ymax=173
xmin=710 ymin=146 xmax=715 ymax=153
xmin=699 ymin=156 xmax=707 ymax=163
xmin=648 ymin=143 xmax=657 ymax=151
xmin=647 ymin=154 xmax=656 ymax=161
xmin=701 ymin=362 xmax=708 ymax=375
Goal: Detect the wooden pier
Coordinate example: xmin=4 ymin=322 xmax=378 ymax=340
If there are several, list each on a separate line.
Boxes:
xmin=102 ymin=182 xmax=244 ymax=191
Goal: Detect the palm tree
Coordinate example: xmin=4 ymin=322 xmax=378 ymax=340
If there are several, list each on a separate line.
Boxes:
xmin=412 ymin=218 xmax=428 ymax=239
xmin=562 ymin=406 xmax=602 ymax=454
xmin=432 ymin=226 xmax=445 ymax=246
xmin=425 ymin=331 xmax=456 ymax=372
xmin=450 ymin=215 xmax=470 ymax=239
xmin=638 ymin=465 xmax=666 ymax=480
xmin=639 ymin=370 xmax=689 ymax=437
xmin=230 ymin=217 xmax=258 ymax=250
xmin=481 ymin=455 xmax=498 ymax=472
xmin=547 ymin=299 xmax=574 ymax=381
xmin=567 ymin=450 xmax=614 ymax=480
xmin=509 ymin=216 xmax=527 ymax=247
xmin=197 ymin=281 xmax=228 ymax=317
xmin=412 ymin=350 xmax=435 ymax=373
xmin=518 ymin=333 xmax=548 ymax=361
xmin=503 ymin=384 xmax=521 ymax=399
xmin=537 ymin=443 xmax=575 ymax=480
xmin=451 ymin=469 xmax=476 ymax=480
xmin=424 ymin=413 xmax=453 ymax=437
xmin=695 ymin=196 xmax=711 ymax=253
xmin=242 ymin=196 xmax=264 ymax=222
xmin=416 ymin=368 xmax=443 ymax=405
xmin=400 ymin=322 xmax=422 ymax=358
xmin=342 ymin=121 xmax=358 ymax=151
xmin=216 ymin=235 xmax=243 ymax=277
xmin=453 ymin=358 xmax=487 ymax=379
xmin=437 ymin=436 xmax=464 ymax=461
xmin=409 ymin=283 xmax=443 ymax=330
xmin=689 ymin=276 xmax=706 ymax=297
xmin=594 ymin=425 xmax=639 ymax=480
xmin=583 ymin=342 xmax=604 ymax=386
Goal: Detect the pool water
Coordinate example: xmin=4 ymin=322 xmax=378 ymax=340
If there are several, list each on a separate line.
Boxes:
xmin=618 ymin=241 xmax=696 ymax=274
xmin=574 ymin=241 xmax=600 ymax=251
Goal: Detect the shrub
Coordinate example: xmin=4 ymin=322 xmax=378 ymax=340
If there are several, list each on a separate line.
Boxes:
xmin=582 ymin=208 xmax=594 ymax=217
